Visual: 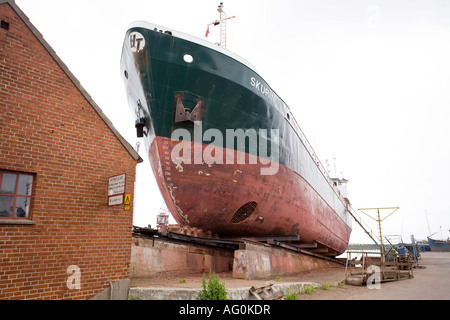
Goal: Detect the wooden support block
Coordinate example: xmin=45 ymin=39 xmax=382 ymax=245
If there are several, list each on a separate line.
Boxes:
xmin=249 ymin=282 xmax=283 ymax=300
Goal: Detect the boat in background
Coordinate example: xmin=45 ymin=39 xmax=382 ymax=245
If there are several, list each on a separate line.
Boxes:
xmin=427 ymin=237 xmax=450 ymax=252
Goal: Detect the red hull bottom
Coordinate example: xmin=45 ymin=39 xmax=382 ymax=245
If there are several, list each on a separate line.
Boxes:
xmin=149 ymin=136 xmax=351 ymax=255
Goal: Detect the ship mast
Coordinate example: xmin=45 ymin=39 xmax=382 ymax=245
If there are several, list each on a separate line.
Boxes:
xmin=217 ymin=2 xmax=227 ymax=48
xmin=206 ymin=2 xmax=235 ymax=49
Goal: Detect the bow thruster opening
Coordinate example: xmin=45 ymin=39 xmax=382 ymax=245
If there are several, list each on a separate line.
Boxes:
xmin=231 ymin=201 xmax=258 ymax=224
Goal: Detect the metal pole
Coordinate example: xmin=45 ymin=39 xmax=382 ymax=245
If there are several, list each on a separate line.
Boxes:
xmin=377 ymin=208 xmax=385 ymax=263
xmin=358 ymin=207 xmax=400 ymax=264
xmin=217 ymin=2 xmax=227 ymax=48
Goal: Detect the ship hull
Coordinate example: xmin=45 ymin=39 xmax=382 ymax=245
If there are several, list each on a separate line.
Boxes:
xmin=149 ymin=136 xmax=351 ymax=254
xmin=427 ymin=237 xmax=450 ymax=252
xmin=121 ymin=22 xmax=352 ymax=255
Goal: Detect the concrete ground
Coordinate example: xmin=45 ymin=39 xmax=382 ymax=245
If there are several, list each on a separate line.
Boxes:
xmin=129 ymin=252 xmax=450 ymax=300
xmin=323 ymin=251 xmax=450 ymax=300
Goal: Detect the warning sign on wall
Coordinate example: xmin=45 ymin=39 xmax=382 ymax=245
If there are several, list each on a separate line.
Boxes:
xmin=108 ymin=194 xmax=124 ymax=206
xmin=124 ymin=194 xmax=131 ymax=211
xmin=108 ymin=174 xmax=126 ymax=207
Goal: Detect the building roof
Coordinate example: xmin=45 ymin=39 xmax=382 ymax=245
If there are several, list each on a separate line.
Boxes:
xmin=0 ymin=0 xmax=143 ymax=163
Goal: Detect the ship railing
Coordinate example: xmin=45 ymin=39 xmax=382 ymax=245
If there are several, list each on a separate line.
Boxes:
xmin=290 ymin=114 xmax=345 ymax=203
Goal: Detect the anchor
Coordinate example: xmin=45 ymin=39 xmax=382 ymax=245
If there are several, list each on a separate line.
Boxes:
xmin=174 ymin=92 xmax=203 ymax=124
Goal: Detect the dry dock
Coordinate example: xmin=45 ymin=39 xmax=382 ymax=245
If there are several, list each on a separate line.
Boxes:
xmin=129 ymin=252 xmax=450 ymax=300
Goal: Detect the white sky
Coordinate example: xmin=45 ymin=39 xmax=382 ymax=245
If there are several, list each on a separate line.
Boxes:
xmin=15 ymin=0 xmax=450 ymax=244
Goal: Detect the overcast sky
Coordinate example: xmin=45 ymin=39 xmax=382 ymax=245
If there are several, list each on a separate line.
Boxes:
xmin=15 ymin=0 xmax=450 ymax=244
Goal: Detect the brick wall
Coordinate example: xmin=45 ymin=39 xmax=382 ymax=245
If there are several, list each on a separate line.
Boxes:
xmin=0 ymin=1 xmax=140 ymax=299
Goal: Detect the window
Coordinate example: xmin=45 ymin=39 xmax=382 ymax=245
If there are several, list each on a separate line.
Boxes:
xmin=0 ymin=171 xmax=34 ymax=219
xmin=1 ymin=20 xmax=10 ymax=31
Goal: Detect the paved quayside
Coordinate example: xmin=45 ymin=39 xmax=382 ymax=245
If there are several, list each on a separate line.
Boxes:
xmin=129 ymin=252 xmax=450 ymax=300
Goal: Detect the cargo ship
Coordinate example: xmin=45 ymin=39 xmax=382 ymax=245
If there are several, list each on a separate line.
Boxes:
xmin=120 ymin=18 xmax=353 ymax=255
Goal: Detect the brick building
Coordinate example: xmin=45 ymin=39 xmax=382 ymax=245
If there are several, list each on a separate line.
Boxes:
xmin=0 ymin=0 xmax=142 ymax=299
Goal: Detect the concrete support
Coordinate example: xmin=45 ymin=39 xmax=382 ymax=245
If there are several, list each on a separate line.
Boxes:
xmin=131 ymin=236 xmax=234 ymax=277
xmin=233 ymin=240 xmax=340 ymax=280
xmin=131 ymin=236 xmax=341 ymax=283
xmin=90 ymin=279 xmax=130 ymax=300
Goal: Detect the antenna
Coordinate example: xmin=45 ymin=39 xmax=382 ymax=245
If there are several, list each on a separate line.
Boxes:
xmin=206 ymin=2 xmax=236 ymax=49
xmin=425 ymin=210 xmax=432 ymax=236
xmin=334 ymin=158 xmax=337 ymax=178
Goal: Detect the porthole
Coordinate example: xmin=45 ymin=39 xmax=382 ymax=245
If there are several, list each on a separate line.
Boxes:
xmin=183 ymin=54 xmax=194 ymax=64
xmin=124 ymin=70 xmax=129 ymax=79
